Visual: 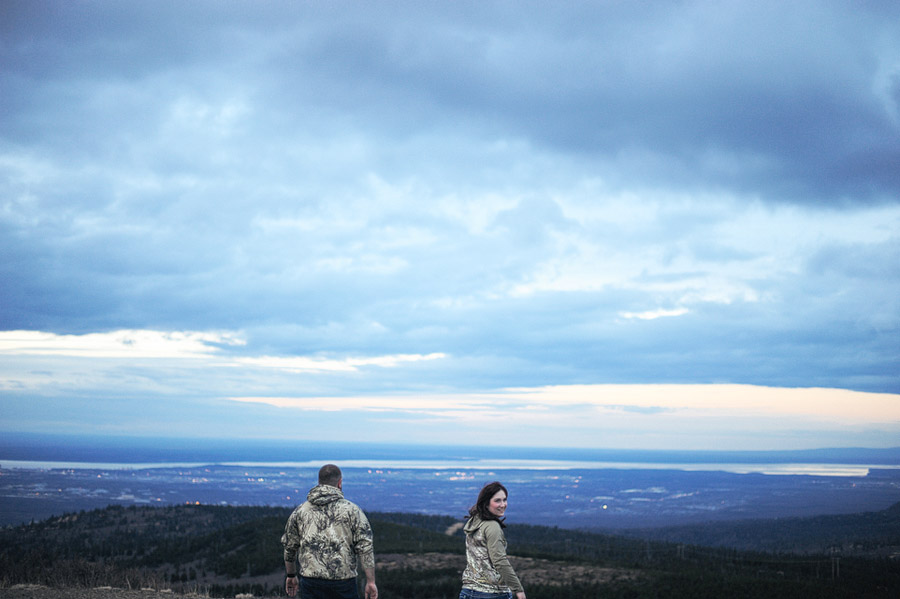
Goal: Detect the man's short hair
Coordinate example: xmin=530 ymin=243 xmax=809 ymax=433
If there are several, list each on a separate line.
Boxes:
xmin=318 ymin=464 xmax=342 ymax=487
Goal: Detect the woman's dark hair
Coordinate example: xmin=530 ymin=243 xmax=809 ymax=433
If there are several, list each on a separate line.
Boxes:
xmin=467 ymin=481 xmax=508 ymax=527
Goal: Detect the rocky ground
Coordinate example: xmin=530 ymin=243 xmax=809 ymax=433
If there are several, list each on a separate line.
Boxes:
xmin=3 ymin=553 xmax=640 ymax=599
xmin=1 ymin=586 xmax=207 ymax=599
xmin=379 ymin=552 xmax=641 ymax=586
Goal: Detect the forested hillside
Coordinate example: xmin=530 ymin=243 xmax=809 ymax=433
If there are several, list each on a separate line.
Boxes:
xmin=619 ymin=500 xmax=900 ymax=555
xmin=2 ymin=504 xmax=899 ymax=598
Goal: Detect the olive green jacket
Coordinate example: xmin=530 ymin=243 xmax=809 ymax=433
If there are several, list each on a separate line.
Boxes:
xmin=281 ymin=484 xmax=375 ymax=579
xmin=461 ymin=514 xmax=524 ymax=593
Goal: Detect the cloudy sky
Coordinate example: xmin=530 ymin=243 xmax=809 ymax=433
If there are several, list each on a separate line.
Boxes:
xmin=2 ymin=1 xmax=899 ymax=452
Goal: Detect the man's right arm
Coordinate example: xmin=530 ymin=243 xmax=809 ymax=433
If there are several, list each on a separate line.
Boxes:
xmin=363 ymin=566 xmax=377 ymax=599
xmin=351 ymin=506 xmax=376 ymax=599
xmin=351 ymin=507 xmax=376 ymax=571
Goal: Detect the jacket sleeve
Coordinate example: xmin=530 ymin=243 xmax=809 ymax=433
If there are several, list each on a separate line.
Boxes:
xmin=483 ymin=521 xmax=523 ymax=593
xmin=281 ymin=508 xmax=302 ymax=563
xmin=352 ymin=506 xmax=376 ymax=570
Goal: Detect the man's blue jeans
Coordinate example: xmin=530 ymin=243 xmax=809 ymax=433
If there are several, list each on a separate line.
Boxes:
xmin=299 ymin=576 xmax=359 ymax=599
xmin=459 ymin=589 xmax=512 ymax=599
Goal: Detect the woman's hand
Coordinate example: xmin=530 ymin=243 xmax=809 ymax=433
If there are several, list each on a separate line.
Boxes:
xmin=515 ymin=592 xmax=526 ymax=599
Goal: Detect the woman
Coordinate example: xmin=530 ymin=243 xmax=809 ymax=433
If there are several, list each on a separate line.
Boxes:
xmin=460 ymin=481 xmax=526 ymax=599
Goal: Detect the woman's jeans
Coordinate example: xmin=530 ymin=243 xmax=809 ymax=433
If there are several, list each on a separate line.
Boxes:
xmin=459 ymin=589 xmax=512 ymax=599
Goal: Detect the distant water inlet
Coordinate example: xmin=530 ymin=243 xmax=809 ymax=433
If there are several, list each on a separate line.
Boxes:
xmin=3 ymin=458 xmax=898 ymax=476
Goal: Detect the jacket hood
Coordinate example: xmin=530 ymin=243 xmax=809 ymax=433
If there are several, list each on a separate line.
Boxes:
xmin=464 ymin=513 xmax=506 ymax=533
xmin=307 ymin=484 xmax=344 ymax=506
xmin=463 ymin=513 xmax=484 ymax=533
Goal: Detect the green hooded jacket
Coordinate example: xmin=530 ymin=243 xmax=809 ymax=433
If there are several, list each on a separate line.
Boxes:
xmin=461 ymin=514 xmax=524 ymax=593
xmin=281 ymin=484 xmax=375 ymax=579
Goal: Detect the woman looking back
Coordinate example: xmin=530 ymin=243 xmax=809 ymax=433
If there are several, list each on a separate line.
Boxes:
xmin=459 ymin=481 xmax=526 ymax=599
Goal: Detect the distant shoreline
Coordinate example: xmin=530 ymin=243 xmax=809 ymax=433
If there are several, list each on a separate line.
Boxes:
xmin=3 ymin=434 xmax=900 ymax=478
xmin=4 ymin=455 xmax=900 ymax=529
xmin=3 ymin=458 xmax=900 ymax=477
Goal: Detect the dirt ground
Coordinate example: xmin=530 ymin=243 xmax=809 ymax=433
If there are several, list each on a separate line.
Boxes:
xmin=379 ymin=552 xmax=641 ymax=586
xmin=0 ymin=586 xmax=205 ymax=599
xmin=3 ymin=554 xmax=640 ymax=599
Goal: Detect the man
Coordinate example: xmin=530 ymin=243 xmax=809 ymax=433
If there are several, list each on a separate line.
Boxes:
xmin=282 ymin=464 xmax=377 ymax=599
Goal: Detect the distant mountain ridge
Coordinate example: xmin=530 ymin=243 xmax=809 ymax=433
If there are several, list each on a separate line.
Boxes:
xmin=3 ymin=432 xmax=900 ymax=465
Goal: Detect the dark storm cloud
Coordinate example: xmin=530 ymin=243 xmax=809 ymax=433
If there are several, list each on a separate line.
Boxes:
xmin=6 ymin=2 xmax=898 ymax=203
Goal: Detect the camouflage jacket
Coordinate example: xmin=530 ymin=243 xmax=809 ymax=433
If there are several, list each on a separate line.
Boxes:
xmin=461 ymin=514 xmax=523 ymax=593
xmin=281 ymin=484 xmax=375 ymax=580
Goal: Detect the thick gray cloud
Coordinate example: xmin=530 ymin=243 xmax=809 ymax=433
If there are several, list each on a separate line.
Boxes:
xmin=5 ymin=1 xmax=899 ymax=199
xmin=1 ymin=0 xmax=898 ymax=449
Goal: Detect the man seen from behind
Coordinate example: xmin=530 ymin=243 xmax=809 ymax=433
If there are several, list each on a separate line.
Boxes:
xmin=282 ymin=464 xmax=377 ymax=599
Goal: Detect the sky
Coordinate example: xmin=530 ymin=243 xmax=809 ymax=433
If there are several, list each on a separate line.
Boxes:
xmin=1 ymin=1 xmax=899 ymax=452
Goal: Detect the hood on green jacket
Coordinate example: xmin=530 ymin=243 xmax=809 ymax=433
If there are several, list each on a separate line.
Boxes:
xmin=464 ymin=513 xmax=504 ymax=533
xmin=307 ymin=484 xmax=344 ymax=506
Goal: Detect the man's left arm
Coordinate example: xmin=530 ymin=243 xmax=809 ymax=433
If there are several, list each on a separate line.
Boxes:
xmin=284 ymin=560 xmax=299 ymax=597
xmin=282 ymin=512 xmax=302 ymax=596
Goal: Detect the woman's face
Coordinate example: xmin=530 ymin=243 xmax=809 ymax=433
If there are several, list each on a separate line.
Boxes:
xmin=487 ymin=489 xmax=507 ymax=518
